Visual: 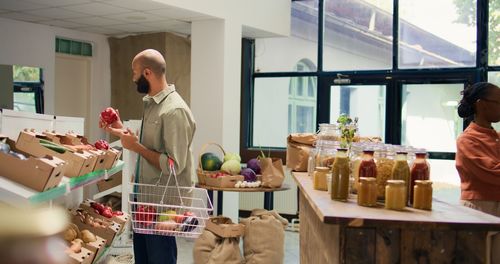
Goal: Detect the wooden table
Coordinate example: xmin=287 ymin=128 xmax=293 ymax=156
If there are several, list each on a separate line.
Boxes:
xmin=196 ymin=184 xmax=290 ymax=216
xmin=292 ymin=172 xmax=500 ymax=264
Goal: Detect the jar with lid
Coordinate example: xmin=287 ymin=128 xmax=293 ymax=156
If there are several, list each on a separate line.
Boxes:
xmin=313 ymin=167 xmax=330 ymax=191
xmin=413 ymin=180 xmax=433 ymax=210
xmin=354 ymin=149 xmax=377 ymax=193
xmin=331 ymin=148 xmax=350 ymax=202
xmin=409 ymin=151 xmax=430 ymax=205
xmin=317 ymin=123 xmax=339 ymax=141
xmin=357 ymin=177 xmax=377 ymax=207
xmin=374 ymin=145 xmax=395 ymax=200
xmin=349 ymin=142 xmax=364 ymax=194
xmin=391 ymin=151 xmax=410 ymax=200
xmin=385 ymin=180 xmax=406 ymax=210
xmin=315 ymin=140 xmax=339 ymax=168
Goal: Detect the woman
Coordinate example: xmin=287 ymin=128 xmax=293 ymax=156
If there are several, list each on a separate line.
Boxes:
xmin=456 ymin=82 xmax=500 ymax=217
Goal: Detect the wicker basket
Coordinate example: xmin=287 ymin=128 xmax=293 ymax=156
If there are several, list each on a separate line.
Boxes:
xmin=196 ymin=142 xmax=226 ymax=185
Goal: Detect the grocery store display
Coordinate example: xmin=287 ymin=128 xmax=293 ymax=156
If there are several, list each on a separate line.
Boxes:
xmin=71 ymin=208 xmax=121 ymax=246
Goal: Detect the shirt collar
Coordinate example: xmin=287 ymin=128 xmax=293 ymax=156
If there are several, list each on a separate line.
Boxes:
xmin=142 ymin=84 xmax=176 ymax=104
xmin=469 ymin=121 xmax=498 ymax=137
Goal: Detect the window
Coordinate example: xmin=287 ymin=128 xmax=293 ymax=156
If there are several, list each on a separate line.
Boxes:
xmin=323 ymin=0 xmax=393 ymax=71
xmin=56 ymin=37 xmax=93 ymax=57
xmin=399 ymin=0 xmax=476 ymax=68
xmin=242 ymin=0 xmax=493 ymax=162
xmin=330 ymin=85 xmax=386 ymax=140
xmin=12 ymin=65 xmax=44 ymax=113
xmin=401 ymin=84 xmax=464 ymax=152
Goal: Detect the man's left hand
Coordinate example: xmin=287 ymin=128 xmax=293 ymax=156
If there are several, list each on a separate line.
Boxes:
xmin=106 ymin=127 xmax=140 ymax=151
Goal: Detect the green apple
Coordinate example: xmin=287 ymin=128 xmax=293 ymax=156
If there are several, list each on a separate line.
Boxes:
xmin=158 ymin=210 xmax=177 ymax=222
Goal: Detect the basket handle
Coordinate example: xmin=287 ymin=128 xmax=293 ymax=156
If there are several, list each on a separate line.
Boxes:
xmin=198 ymin=142 xmax=226 ymax=174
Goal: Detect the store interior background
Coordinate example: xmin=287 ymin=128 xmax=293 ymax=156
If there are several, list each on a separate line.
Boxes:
xmin=0 ymin=0 xmax=499 ymax=226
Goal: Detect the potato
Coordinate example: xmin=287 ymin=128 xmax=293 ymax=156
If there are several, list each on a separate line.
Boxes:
xmin=63 ymin=228 xmax=77 ymax=242
xmin=81 ymin=230 xmax=97 ymax=243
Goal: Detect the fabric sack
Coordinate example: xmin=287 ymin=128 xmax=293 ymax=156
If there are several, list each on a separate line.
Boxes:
xmin=286 ymin=133 xmax=316 ymax=172
xmin=260 ymin=157 xmax=285 ymax=188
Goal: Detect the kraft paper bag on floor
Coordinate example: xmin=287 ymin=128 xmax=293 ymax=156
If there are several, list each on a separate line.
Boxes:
xmin=193 ymin=229 xmax=243 ymax=264
xmin=241 ymin=209 xmax=288 ymax=264
xmin=286 ymin=133 xmax=316 ymax=172
xmin=260 ymin=158 xmax=285 ymax=188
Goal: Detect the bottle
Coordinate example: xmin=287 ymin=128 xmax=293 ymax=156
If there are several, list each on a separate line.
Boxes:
xmin=385 ymin=180 xmax=406 ymax=210
xmin=313 ymin=167 xmax=330 ymax=191
xmin=409 ymin=151 xmax=430 ymax=205
xmin=413 ymin=180 xmax=433 ymax=210
xmin=391 ymin=151 xmax=410 ymax=203
xmin=349 ymin=143 xmax=364 ymax=194
xmin=357 ymin=177 xmax=377 ymax=207
xmin=331 ymin=148 xmax=350 ymax=202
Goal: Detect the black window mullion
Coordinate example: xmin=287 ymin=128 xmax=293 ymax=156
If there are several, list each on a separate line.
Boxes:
xmin=392 ymin=0 xmax=399 ymax=70
xmin=477 ymin=0 xmax=488 ymax=74
xmin=317 ymin=0 xmax=324 ymax=72
xmin=316 ymin=76 xmax=331 ymax=128
xmin=385 ymin=80 xmax=402 ymax=145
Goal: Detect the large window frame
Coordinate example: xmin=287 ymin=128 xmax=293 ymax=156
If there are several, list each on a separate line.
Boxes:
xmin=240 ymin=0 xmax=499 ymax=162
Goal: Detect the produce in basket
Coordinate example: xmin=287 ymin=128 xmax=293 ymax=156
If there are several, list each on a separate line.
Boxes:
xmin=158 ymin=210 xmax=177 ymax=222
xmin=221 ymin=159 xmax=241 ymax=175
xmin=247 ymin=158 xmax=261 ymax=174
xmin=180 ymin=213 xmax=198 ymax=232
xmin=156 ymin=220 xmax=177 ymax=232
xmin=135 ymin=205 xmax=157 ymax=226
xmin=201 ymin=152 xmax=223 ymax=171
xmin=223 ymin=152 xmax=241 ymax=163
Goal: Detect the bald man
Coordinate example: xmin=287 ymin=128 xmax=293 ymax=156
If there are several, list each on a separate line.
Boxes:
xmin=102 ymin=49 xmax=196 ymax=264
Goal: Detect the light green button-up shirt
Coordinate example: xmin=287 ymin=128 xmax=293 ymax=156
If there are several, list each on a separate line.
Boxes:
xmin=138 ymin=84 xmax=196 ymax=188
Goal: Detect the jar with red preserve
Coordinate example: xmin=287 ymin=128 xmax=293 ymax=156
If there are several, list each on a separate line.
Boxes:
xmin=409 ymin=150 xmax=430 ymax=205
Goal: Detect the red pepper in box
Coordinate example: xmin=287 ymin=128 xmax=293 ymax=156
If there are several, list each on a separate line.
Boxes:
xmin=94 ymin=139 xmax=109 ymax=150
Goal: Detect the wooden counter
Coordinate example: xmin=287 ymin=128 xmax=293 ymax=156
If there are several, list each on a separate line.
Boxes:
xmin=293 ymin=172 xmax=500 ymax=264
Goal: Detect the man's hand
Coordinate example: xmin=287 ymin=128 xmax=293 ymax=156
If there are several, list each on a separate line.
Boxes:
xmin=105 ymin=127 xmax=140 ymax=151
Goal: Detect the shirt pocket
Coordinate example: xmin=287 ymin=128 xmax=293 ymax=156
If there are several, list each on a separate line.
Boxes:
xmin=143 ymin=117 xmax=162 ymax=149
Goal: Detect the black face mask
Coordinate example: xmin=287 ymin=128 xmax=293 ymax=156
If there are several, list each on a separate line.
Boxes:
xmin=135 ymin=74 xmax=150 ymax=94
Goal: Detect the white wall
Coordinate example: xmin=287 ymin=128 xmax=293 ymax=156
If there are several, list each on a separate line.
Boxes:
xmin=155 ymin=0 xmax=290 ymax=38
xmin=0 ymin=17 xmax=110 ymax=142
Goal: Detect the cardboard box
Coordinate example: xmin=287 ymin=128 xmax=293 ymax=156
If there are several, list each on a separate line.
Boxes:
xmin=205 ymin=216 xmax=245 ymax=238
xmin=43 ymin=132 xmax=108 ymax=172
xmin=0 ymin=136 xmax=66 ymax=192
xmin=80 ymin=199 xmax=129 ymax=227
xmin=96 ymin=171 xmax=122 ymax=192
xmin=204 ymin=175 xmax=244 ymax=188
xmin=15 ymin=131 xmax=97 ymax=177
xmin=82 ymin=235 xmax=106 ymax=263
xmin=61 ymin=133 xmax=121 ymax=170
xmin=67 ymin=246 xmax=94 ymax=264
xmin=70 ymin=209 xmax=121 ymax=246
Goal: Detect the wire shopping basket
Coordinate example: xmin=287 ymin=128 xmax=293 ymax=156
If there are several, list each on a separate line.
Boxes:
xmin=129 ymin=158 xmax=213 ymax=238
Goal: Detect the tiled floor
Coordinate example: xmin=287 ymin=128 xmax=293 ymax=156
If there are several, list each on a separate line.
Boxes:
xmin=104 ymin=229 xmax=300 ymax=264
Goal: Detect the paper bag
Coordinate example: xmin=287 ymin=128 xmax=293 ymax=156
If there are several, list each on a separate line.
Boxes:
xmin=260 ymin=157 xmax=285 ymax=188
xmin=286 ymin=133 xmax=316 ymax=172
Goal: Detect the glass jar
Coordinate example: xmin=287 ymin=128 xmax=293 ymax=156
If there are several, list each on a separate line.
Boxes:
xmin=409 ymin=151 xmax=430 ymax=205
xmin=385 ymin=180 xmax=406 ymax=210
xmin=317 ymin=123 xmax=340 ymax=142
xmin=307 ymin=147 xmax=318 ymax=177
xmin=413 ymin=180 xmax=433 ymax=210
xmin=357 ymin=177 xmax=377 ymax=207
xmin=331 ymin=148 xmax=350 ymax=202
xmin=391 ymin=151 xmax=410 ymax=202
xmin=315 ymin=140 xmax=339 ymax=168
xmin=349 ymin=142 xmax=364 ymax=194
xmin=375 ymin=145 xmax=395 ymax=200
xmin=313 ymin=167 xmax=330 ymax=191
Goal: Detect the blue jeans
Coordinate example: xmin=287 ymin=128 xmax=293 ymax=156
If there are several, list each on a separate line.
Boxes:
xmin=133 ymin=232 xmax=177 ymax=264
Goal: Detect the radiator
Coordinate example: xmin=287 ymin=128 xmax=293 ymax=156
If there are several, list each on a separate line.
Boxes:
xmin=239 ymin=169 xmax=298 ymax=215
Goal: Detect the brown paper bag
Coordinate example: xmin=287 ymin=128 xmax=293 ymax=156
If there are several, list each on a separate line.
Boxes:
xmin=286 ymin=133 xmax=317 ymax=172
xmin=241 ymin=209 xmax=288 ymax=264
xmin=193 ymin=229 xmax=244 ymax=264
xmin=260 ymin=157 xmax=285 ymax=188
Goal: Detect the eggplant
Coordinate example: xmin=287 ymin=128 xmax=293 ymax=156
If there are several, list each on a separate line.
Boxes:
xmin=181 ymin=216 xmax=199 ymax=232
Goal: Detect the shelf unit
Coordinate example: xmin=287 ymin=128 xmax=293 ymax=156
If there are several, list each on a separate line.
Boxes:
xmin=0 ymin=161 xmax=123 ymax=206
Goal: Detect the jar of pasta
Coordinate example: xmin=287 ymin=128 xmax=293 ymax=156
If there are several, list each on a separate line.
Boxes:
xmin=374 ymin=145 xmax=395 ymax=200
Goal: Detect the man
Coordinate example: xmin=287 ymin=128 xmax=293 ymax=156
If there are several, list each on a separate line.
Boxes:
xmin=101 ymin=49 xmax=196 ymax=264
